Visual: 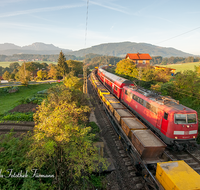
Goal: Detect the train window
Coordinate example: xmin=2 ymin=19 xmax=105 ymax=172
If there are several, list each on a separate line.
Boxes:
xmin=151 ymin=106 xmax=157 ymax=114
xmin=187 ymin=114 xmax=196 ymax=123
xmin=139 ymin=98 xmax=144 ymax=105
xmin=146 ymin=102 xmax=151 ymax=110
xmin=164 ymin=112 xmax=168 ymax=120
xmin=133 ymin=95 xmax=138 ymax=102
xmin=114 ymin=86 xmax=117 ymax=91
xmin=174 ymin=114 xmax=186 ymax=124
xmin=125 ymin=90 xmax=128 ymax=95
xmin=174 ymin=114 xmax=197 ymax=124
xmin=146 ymin=102 xmax=157 ymax=114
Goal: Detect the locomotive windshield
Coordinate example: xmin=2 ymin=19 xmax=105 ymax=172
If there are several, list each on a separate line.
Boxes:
xmin=174 ymin=114 xmax=197 ymax=124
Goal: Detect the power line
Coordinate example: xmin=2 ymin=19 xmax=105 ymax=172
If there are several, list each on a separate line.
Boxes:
xmin=156 ymin=26 xmax=200 ymax=45
xmin=83 ymin=0 xmax=89 ymax=94
xmin=84 ymin=0 xmax=89 ymax=48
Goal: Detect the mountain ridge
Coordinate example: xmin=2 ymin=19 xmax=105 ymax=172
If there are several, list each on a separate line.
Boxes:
xmin=0 ymin=41 xmax=195 ymax=57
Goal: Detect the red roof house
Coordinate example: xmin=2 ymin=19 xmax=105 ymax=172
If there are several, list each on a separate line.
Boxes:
xmin=125 ymin=53 xmax=152 ymax=67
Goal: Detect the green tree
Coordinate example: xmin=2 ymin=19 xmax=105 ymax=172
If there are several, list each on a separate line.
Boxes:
xmin=2 ymin=71 xmax=10 ymax=81
xmin=57 ymin=51 xmax=68 ymax=78
xmin=9 ymin=62 xmax=20 ymax=71
xmin=28 ymin=85 xmax=107 ymax=189
xmin=115 ymin=59 xmax=138 ymax=78
xmin=66 ymin=60 xmax=83 ymax=76
xmin=173 ymin=70 xmax=200 ymax=98
xmin=41 ymin=62 xmax=48 ymax=69
xmin=140 ymin=66 xmax=156 ymax=81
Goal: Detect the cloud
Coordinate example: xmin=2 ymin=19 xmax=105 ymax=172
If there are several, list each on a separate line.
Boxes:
xmin=0 ymin=3 xmax=84 ymax=18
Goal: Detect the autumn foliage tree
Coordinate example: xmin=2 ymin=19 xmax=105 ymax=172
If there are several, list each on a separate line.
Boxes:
xmin=2 ymin=71 xmax=10 ymax=81
xmin=37 ymin=70 xmax=48 ymax=80
xmin=63 ymin=71 xmax=83 ymax=91
xmin=48 ymin=64 xmax=58 ymax=79
xmin=15 ymin=62 xmax=31 ymax=85
xmin=115 ymin=59 xmax=138 ymax=78
xmin=28 ymin=83 xmax=107 ymax=189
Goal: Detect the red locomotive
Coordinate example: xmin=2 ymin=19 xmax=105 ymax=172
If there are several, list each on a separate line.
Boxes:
xmin=97 ymin=66 xmax=198 ymax=150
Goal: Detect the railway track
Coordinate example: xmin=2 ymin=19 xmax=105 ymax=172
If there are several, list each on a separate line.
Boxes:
xmin=90 ymin=70 xmax=200 ymax=189
xmin=165 ymin=148 xmax=200 ymax=174
xmin=88 ymin=78 xmax=147 ymax=190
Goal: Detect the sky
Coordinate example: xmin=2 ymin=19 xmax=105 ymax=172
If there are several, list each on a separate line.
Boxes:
xmin=0 ymin=0 xmax=200 ymax=55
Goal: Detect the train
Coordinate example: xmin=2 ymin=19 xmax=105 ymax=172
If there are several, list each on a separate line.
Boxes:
xmin=97 ymin=66 xmax=198 ymax=151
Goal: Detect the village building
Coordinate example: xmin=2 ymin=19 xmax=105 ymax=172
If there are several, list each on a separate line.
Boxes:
xmin=125 ymin=53 xmax=152 ymax=67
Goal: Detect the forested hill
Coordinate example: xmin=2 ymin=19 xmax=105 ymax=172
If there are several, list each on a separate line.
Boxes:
xmin=70 ymin=42 xmax=193 ymax=58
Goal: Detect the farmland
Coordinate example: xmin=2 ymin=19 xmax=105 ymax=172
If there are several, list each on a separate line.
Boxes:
xmin=160 ymin=62 xmax=200 ymax=73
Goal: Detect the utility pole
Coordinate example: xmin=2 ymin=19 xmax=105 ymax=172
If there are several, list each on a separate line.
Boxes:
xmin=83 ymin=63 xmax=87 ymax=94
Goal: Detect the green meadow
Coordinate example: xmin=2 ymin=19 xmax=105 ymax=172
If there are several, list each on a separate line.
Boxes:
xmin=160 ymin=62 xmax=200 ymax=73
xmin=0 ymin=83 xmax=61 ymax=115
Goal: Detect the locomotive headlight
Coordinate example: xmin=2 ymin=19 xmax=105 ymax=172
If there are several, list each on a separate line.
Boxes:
xmin=187 ymin=125 xmax=189 ymax=128
xmin=193 ymin=136 xmax=195 ymax=138
xmin=175 ymin=137 xmax=178 ymax=139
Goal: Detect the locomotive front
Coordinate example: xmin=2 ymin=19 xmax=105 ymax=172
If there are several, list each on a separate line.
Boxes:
xmin=166 ymin=105 xmax=198 ymax=151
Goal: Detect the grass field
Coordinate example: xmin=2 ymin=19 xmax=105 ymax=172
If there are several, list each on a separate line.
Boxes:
xmin=159 ymin=62 xmax=200 ymax=73
xmin=0 ymin=61 xmax=57 ymax=68
xmin=0 ymin=83 xmax=60 ymax=115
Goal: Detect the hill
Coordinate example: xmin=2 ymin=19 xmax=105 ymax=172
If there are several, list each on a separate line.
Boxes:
xmin=0 ymin=41 xmax=195 ymax=58
xmin=70 ymin=42 xmax=194 ymax=58
xmin=0 ymin=42 xmax=72 ymax=55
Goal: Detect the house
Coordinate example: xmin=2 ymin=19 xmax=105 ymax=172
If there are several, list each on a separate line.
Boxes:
xmin=125 ymin=53 xmax=152 ymax=67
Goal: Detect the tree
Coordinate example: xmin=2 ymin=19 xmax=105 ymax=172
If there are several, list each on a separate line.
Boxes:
xmin=0 ymin=66 xmax=3 ymax=76
xmin=57 ymin=51 xmax=68 ymax=78
xmin=28 ymin=85 xmax=107 ymax=189
xmin=2 ymin=71 xmax=10 ymax=81
xmin=63 ymin=72 xmax=83 ymax=91
xmin=115 ymin=59 xmax=138 ymax=78
xmin=66 ymin=60 xmax=83 ymax=76
xmin=48 ymin=65 xmax=58 ymax=79
xmin=195 ymin=65 xmax=200 ymax=76
xmin=173 ymin=70 xmax=200 ymax=98
xmin=41 ymin=62 xmax=48 ymax=69
xmin=37 ymin=70 xmax=48 ymax=80
xmin=140 ymin=65 xmax=156 ymax=81
xmin=15 ymin=62 xmax=31 ymax=85
xmin=9 ymin=62 xmax=20 ymax=71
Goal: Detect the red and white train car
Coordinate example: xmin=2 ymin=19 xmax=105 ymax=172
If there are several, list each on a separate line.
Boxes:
xmin=97 ymin=66 xmax=198 ymax=150
xmin=98 ymin=67 xmax=134 ymax=99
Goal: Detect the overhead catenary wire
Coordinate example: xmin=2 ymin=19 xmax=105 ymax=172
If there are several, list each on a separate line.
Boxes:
xmin=83 ymin=0 xmax=89 ymax=94
xmin=84 ymin=0 xmax=89 ymax=48
xmin=156 ymin=26 xmax=200 ymax=45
